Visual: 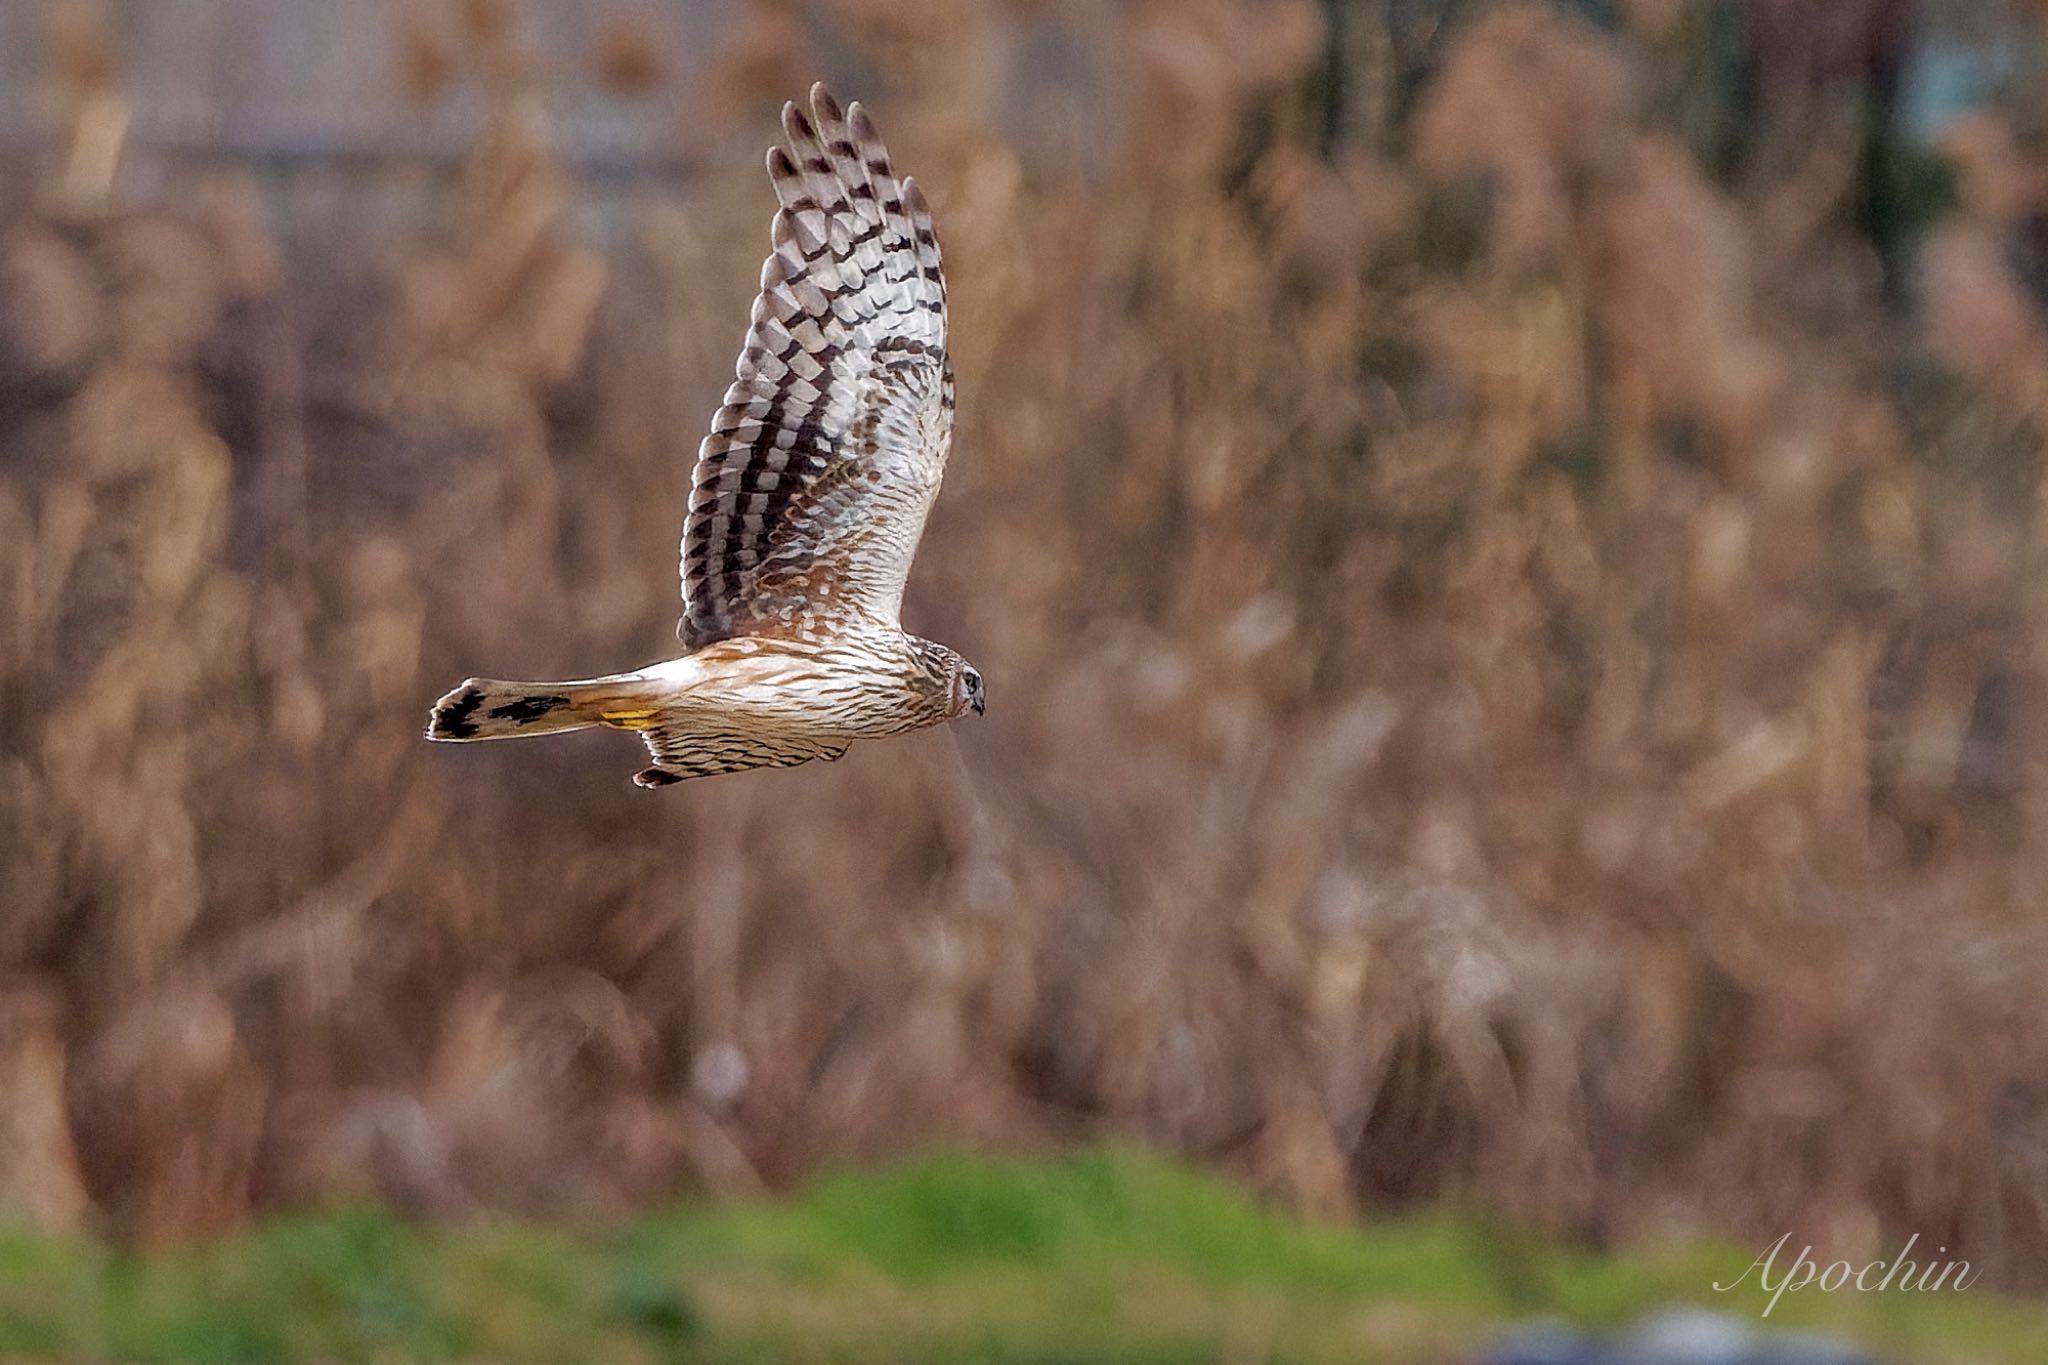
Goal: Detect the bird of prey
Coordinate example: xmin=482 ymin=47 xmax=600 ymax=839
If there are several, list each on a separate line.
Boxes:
xmin=427 ymin=84 xmax=982 ymax=786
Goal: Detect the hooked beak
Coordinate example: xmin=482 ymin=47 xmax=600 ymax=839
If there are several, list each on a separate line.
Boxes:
xmin=970 ymin=694 xmax=986 ymax=716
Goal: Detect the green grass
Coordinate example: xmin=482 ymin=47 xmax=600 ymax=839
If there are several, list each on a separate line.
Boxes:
xmin=2 ymin=1147 xmax=2043 ymax=1362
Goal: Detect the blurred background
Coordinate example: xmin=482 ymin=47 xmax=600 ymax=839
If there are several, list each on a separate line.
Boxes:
xmin=3 ymin=0 xmax=2047 ymax=1321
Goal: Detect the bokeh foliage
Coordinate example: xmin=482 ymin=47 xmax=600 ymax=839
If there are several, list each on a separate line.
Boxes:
xmin=5 ymin=1148 xmax=2043 ymax=1363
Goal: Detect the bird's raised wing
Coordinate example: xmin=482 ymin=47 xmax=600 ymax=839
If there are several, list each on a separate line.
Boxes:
xmin=678 ymin=83 xmax=953 ymax=649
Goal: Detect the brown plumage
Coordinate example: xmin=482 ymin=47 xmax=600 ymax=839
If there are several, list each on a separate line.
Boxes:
xmin=427 ymin=84 xmax=982 ymax=786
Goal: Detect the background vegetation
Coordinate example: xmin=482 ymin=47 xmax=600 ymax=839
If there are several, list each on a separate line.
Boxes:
xmin=7 ymin=1147 xmax=2043 ymax=1363
xmin=3 ymin=0 xmax=2048 ymax=1344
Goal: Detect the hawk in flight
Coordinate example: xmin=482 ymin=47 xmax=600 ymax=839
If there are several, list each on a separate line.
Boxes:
xmin=427 ymin=84 xmax=982 ymax=786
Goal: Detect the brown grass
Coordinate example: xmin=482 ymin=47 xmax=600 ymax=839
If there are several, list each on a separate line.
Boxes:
xmin=3 ymin=0 xmax=2047 ymax=1290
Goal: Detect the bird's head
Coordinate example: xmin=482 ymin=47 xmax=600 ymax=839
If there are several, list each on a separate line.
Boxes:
xmin=912 ymin=638 xmax=986 ymax=719
xmin=954 ymin=661 xmax=986 ymax=718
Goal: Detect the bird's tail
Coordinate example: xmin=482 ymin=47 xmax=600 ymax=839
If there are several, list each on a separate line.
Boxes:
xmin=425 ymin=675 xmax=660 ymax=742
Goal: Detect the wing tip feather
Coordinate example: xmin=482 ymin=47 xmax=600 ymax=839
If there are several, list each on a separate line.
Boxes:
xmin=783 ymin=99 xmax=816 ymax=144
xmin=847 ymin=102 xmax=885 ymax=162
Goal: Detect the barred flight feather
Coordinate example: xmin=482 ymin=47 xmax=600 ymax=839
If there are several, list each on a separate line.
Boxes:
xmin=679 ymin=82 xmax=953 ymax=650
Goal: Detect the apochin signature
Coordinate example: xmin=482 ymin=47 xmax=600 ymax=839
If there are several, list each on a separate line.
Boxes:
xmin=1714 ymin=1232 xmax=1980 ymax=1316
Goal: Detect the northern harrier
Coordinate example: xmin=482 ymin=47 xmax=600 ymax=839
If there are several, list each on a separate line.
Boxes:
xmin=427 ymin=84 xmax=982 ymax=786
